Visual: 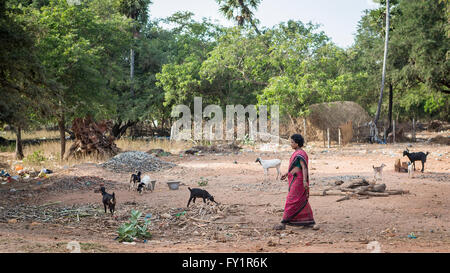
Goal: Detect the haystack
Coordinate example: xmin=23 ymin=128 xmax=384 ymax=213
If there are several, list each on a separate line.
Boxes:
xmin=305 ymin=101 xmax=371 ymax=142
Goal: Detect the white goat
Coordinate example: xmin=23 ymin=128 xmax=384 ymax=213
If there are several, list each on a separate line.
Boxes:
xmin=256 ymin=157 xmax=281 ymax=180
xmin=137 ymin=175 xmax=155 ymax=194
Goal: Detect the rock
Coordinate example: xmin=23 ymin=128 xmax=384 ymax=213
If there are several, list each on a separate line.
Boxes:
xmin=30 ymin=222 xmax=41 ymax=227
xmin=312 ymin=225 xmax=320 ymax=230
xmin=161 ymin=213 xmax=172 ymax=219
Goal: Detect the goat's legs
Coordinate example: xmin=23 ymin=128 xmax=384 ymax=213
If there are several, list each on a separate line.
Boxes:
xmin=421 ymin=161 xmax=425 ymax=173
xmin=276 ymin=166 xmax=280 ymax=180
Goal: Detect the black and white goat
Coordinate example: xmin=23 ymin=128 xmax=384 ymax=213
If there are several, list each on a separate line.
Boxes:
xmin=403 ymin=148 xmax=429 ymax=173
xmin=256 ymin=157 xmax=281 ymax=180
xmin=129 ymin=171 xmax=141 ymax=190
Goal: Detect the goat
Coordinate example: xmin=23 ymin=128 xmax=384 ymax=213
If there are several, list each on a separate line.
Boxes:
xmin=129 ymin=171 xmax=141 ymax=190
xmin=137 ymin=175 xmax=154 ymax=194
xmin=98 ymin=186 xmax=116 ymax=215
xmin=403 ymin=148 xmax=429 ymax=173
xmin=408 ymin=162 xmax=414 ymax=178
xmin=256 ymin=157 xmax=281 ymax=180
xmin=372 ymin=163 xmax=386 ymax=182
xmin=187 ymin=187 xmax=217 ymax=207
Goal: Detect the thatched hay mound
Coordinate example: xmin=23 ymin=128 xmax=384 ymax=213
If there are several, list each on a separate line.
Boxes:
xmin=428 ymin=135 xmax=450 ymax=145
xmin=306 ymin=101 xmax=371 ymax=141
xmin=308 ymin=101 xmax=370 ymax=130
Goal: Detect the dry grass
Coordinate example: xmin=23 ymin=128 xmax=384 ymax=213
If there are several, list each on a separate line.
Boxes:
xmin=115 ymin=138 xmax=191 ymax=154
xmin=2 ymin=135 xmax=192 ymax=171
xmin=0 ymin=130 xmax=61 ymax=141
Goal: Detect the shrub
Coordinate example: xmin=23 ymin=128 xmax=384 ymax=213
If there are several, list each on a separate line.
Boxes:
xmin=117 ymin=210 xmax=152 ymax=243
xmin=24 ymin=150 xmax=47 ymax=164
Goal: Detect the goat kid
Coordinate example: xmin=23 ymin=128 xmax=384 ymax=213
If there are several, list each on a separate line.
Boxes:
xmin=256 ymin=157 xmax=281 ymax=180
xmin=403 ymin=148 xmax=429 ymax=173
xmin=187 ymin=187 xmax=217 ymax=207
xmin=372 ymin=163 xmax=386 ymax=181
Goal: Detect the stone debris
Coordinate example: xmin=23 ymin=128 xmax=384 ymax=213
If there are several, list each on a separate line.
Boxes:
xmin=100 ymin=151 xmax=176 ymax=173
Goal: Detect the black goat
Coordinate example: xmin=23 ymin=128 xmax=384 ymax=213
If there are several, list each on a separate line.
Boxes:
xmin=403 ymin=148 xmax=429 ymax=173
xmin=99 ymin=186 xmax=116 ymax=215
xmin=187 ymin=187 xmax=218 ymax=207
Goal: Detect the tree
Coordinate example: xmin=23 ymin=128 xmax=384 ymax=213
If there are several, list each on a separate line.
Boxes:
xmin=216 ymin=0 xmax=262 ymax=35
xmin=0 ymin=0 xmax=51 ymax=159
xmin=27 ymin=0 xmax=132 ymax=159
xmin=118 ymin=0 xmax=152 ymax=98
xmin=372 ymin=0 xmax=390 ymax=142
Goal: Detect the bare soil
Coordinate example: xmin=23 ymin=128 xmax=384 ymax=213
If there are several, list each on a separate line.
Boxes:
xmin=0 ymin=141 xmax=449 ymax=253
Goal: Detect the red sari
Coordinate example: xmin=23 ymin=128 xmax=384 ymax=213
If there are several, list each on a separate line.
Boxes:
xmin=281 ymin=149 xmax=315 ymax=226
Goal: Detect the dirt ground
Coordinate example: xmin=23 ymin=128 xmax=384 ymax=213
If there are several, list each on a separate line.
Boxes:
xmin=0 ymin=141 xmax=449 ymax=253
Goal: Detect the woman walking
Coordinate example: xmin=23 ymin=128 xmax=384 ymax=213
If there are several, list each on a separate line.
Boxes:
xmin=274 ymin=134 xmax=316 ymax=230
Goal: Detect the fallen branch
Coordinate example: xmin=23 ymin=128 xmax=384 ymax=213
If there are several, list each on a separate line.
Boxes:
xmin=311 ymin=190 xmax=347 ymax=196
xmin=386 ymin=190 xmax=410 ymax=195
xmin=357 ymin=191 xmax=389 ymax=197
xmin=336 ymin=194 xmax=353 ymax=202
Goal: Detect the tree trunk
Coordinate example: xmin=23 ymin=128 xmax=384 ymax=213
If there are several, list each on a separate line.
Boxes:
xmin=373 ymin=0 xmax=390 ymax=127
xmin=58 ymin=113 xmax=66 ymax=161
xmin=15 ymin=126 xmax=24 ymax=160
xmin=386 ymin=82 xmax=393 ymax=135
xmin=111 ymin=120 xmax=137 ymax=139
xmin=130 ymin=47 xmax=135 ymax=97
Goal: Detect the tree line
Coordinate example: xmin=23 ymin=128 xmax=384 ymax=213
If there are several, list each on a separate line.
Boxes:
xmin=1 ymin=0 xmax=448 ymax=159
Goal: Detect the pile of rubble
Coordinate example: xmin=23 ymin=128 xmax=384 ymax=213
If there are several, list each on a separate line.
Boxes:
xmin=100 ymin=151 xmax=176 ymax=173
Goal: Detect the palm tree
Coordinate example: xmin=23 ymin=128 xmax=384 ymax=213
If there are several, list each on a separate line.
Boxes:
xmin=373 ymin=0 xmax=390 ymax=137
xmin=216 ymin=0 xmax=262 ymax=35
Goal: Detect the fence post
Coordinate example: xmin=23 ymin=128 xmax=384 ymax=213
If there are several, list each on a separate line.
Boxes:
xmin=327 ymin=128 xmax=330 ymax=148
xmin=338 ymin=128 xmax=341 ymax=147
xmin=412 ymin=118 xmax=416 ymax=142
xmin=323 ymin=130 xmax=326 ymax=148
xmin=393 ymin=120 xmax=396 ymax=144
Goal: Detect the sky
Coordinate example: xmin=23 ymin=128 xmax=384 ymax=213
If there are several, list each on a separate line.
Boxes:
xmin=149 ymin=0 xmax=380 ymax=49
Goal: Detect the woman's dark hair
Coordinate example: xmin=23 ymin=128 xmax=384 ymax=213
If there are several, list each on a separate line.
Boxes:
xmin=291 ymin=134 xmax=304 ymax=147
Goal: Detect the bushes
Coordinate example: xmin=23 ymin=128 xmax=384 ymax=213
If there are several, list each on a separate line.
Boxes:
xmin=117 ymin=210 xmax=152 ymax=243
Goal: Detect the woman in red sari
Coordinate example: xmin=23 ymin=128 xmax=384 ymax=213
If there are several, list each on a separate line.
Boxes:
xmin=274 ymin=134 xmax=315 ymax=230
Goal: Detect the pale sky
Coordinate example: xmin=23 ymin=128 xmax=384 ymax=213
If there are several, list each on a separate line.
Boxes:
xmin=149 ymin=0 xmax=380 ymax=49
